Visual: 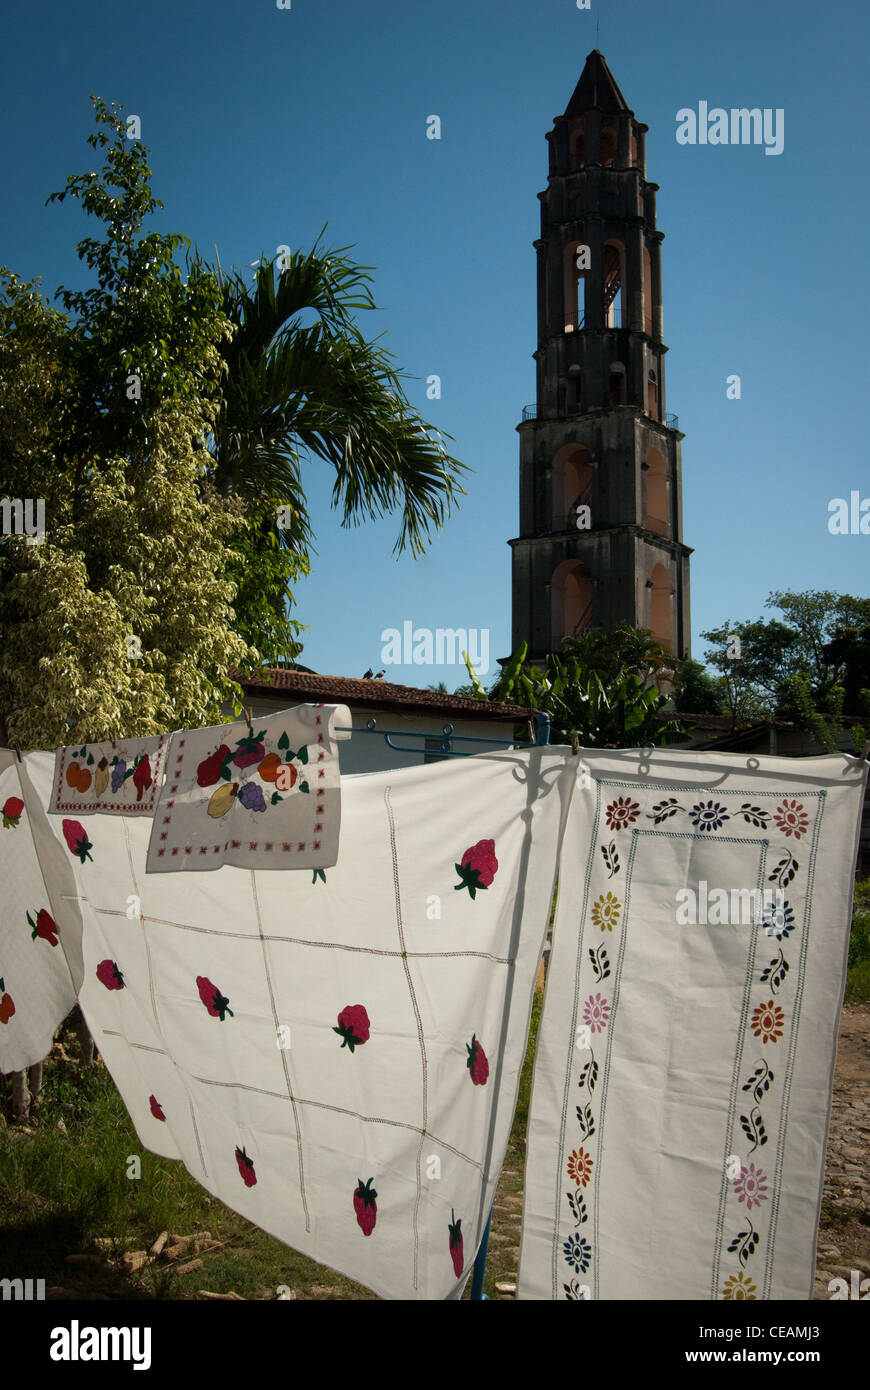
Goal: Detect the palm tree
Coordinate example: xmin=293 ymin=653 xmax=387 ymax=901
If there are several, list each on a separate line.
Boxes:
xmin=205 ymin=237 xmax=467 ymax=563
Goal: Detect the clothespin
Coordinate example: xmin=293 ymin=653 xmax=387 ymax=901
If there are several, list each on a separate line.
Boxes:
xmin=571 ymin=732 xmax=580 ymax=756
xmin=14 ymin=745 xmax=22 ymax=763
xmin=243 ymin=705 xmax=252 ymax=727
xmin=860 ymin=741 xmax=870 ymax=762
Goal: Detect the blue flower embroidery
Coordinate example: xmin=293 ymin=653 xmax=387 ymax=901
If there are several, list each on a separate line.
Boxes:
xmin=762 ymin=899 xmax=796 ymax=940
xmin=563 ymin=1233 xmax=592 ymax=1274
xmin=689 ymin=800 xmax=730 ymax=832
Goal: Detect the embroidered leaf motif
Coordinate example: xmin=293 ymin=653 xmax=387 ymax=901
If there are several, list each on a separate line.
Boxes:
xmin=297 ymin=745 xmax=309 ymax=765
xmin=768 ymin=852 xmax=798 ymax=889
xmin=576 ymin=1102 xmax=595 ymax=1140
xmin=589 ymin=946 xmax=611 ymax=982
xmin=647 ymin=798 xmax=681 ymax=825
xmin=566 ymin=1189 xmax=589 ymax=1225
xmin=270 ymin=791 xmax=282 ymax=805
xmin=741 ymin=1060 xmax=774 ymax=1104
xmin=277 ymin=731 xmax=290 ymax=750
xmin=739 ymin=1107 xmax=768 ymax=1154
xmin=760 ymin=951 xmax=789 ymax=993
xmin=578 ymin=1058 xmax=599 ymax=1093
xmin=563 ymin=1280 xmax=590 ymax=1300
xmin=601 ymin=841 xmax=620 ymax=878
xmin=299 ymin=780 xmax=310 ymax=794
xmin=728 ymin=1223 xmax=759 ymax=1268
xmin=740 ymin=803 xmax=771 ymax=828
xmin=220 ymin=764 xmax=232 ymax=781
xmin=86 ymin=753 xmax=94 ymax=765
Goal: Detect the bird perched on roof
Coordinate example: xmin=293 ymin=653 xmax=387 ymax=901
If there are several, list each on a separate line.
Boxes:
xmin=362 ymin=668 xmax=374 ymax=680
xmin=374 ymin=671 xmax=385 ymax=679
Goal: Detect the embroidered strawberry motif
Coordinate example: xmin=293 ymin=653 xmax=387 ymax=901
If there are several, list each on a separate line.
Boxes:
xmin=96 ymin=958 xmax=125 ymax=990
xmin=449 ymin=1210 xmax=464 ymax=1277
xmin=236 ymin=1145 xmax=257 ymax=1186
xmin=454 ymin=839 xmax=498 ymax=899
xmin=466 ymin=1034 xmax=489 ymax=1085
xmin=196 ymin=744 xmax=231 ymax=787
xmin=62 ymin=819 xmax=93 ymax=863
xmin=1 ymin=796 xmax=23 ymax=828
xmin=233 ymin=728 xmax=267 ymax=770
xmin=27 ymin=908 xmax=59 ymax=947
xmin=0 ymin=978 xmax=15 ymax=1024
xmin=353 ymin=1177 xmax=378 ymax=1235
xmin=197 ymin=975 xmax=234 ymax=1020
xmin=132 ymin=753 xmax=153 ymax=802
xmin=333 ymin=1004 xmax=370 ymax=1052
xmin=149 ymin=1095 xmax=166 ymax=1121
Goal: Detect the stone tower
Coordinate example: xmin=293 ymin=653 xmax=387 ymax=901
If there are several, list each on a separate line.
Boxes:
xmin=510 ymin=50 xmax=692 ymax=666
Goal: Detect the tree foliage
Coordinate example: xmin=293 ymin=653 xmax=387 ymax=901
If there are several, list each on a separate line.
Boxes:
xmin=0 ymin=99 xmax=257 ymax=748
xmin=463 ymin=626 xmax=690 ymax=748
xmin=702 ymin=590 xmax=870 ymax=734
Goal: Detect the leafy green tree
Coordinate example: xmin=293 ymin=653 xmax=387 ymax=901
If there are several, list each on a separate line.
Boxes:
xmin=673 ymin=659 xmax=725 ymax=715
xmin=0 ymin=100 xmax=257 ymax=748
xmin=702 ymin=590 xmax=870 ymax=732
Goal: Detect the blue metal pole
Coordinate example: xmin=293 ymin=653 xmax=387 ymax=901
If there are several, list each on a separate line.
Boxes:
xmin=535 ymin=711 xmax=551 ymax=745
xmin=469 ymin=1210 xmax=492 ymax=1300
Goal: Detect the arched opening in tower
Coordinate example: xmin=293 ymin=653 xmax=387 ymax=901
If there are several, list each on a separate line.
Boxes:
xmin=648 ymin=563 xmax=673 ymax=651
xmin=563 ymin=242 xmax=587 ymax=332
xmin=643 ymin=447 xmax=669 ymax=536
xmin=603 ymin=241 xmax=624 ymax=328
xmin=552 ymin=559 xmax=593 ymax=643
xmin=552 ymin=444 xmax=594 ymax=530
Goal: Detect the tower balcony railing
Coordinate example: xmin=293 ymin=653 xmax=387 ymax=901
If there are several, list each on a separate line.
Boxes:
xmin=522 ymin=404 xmax=538 ymax=421
xmin=665 ymin=413 xmax=679 ymax=429
xmin=563 ymin=310 xmax=585 ymax=332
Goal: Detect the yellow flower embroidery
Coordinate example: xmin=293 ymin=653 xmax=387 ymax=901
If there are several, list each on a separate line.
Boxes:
xmin=591 ymin=891 xmax=621 ymax=932
xmin=722 ymin=1272 xmax=757 ymax=1300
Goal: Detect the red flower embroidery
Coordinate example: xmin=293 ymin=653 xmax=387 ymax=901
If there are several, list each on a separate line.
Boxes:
xmin=1 ymin=796 xmax=23 ymax=829
xmin=605 ymin=797 xmax=640 ymax=831
xmin=773 ymin=799 xmax=809 ymax=840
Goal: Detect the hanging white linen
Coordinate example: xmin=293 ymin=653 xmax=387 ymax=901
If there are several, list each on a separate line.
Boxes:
xmin=23 ymin=745 xmax=572 ymax=1301
xmin=517 ymin=747 xmax=867 ymax=1302
xmin=0 ymin=753 xmax=81 ymax=1074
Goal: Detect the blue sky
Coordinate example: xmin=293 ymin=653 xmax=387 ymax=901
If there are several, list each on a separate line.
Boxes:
xmin=2 ymin=0 xmax=868 ymax=688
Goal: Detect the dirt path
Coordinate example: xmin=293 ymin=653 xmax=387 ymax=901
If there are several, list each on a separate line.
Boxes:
xmin=813 ymin=1003 xmax=870 ymax=1298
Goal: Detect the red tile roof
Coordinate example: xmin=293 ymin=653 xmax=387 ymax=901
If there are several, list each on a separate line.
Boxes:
xmin=232 ymin=668 xmax=532 ymax=722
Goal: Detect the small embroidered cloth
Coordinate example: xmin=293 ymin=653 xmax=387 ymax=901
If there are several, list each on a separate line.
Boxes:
xmin=516 ymin=747 xmax=867 ymax=1302
xmin=145 ymin=705 xmax=351 ymax=873
xmin=51 ymin=735 xmax=169 ymax=817
xmin=0 ymin=756 xmax=78 ymax=1073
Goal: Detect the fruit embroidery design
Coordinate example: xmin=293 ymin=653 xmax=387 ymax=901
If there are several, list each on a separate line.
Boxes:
xmin=0 ymin=978 xmax=15 ymax=1024
xmin=96 ymin=959 xmax=125 ymax=991
xmin=354 ymin=1178 xmax=378 ymax=1235
xmin=62 ymin=819 xmax=94 ymax=863
xmin=1 ymin=796 xmax=23 ymax=829
xmin=196 ymin=726 xmax=310 ymax=819
xmin=465 ymin=1035 xmax=489 ymax=1085
xmin=60 ymin=746 xmax=156 ymax=807
xmin=449 ymin=1211 xmax=464 ymax=1277
xmin=27 ymin=908 xmax=59 ymax=947
xmin=197 ymin=975 xmax=234 ymax=1020
xmin=236 ymin=1146 xmax=257 ymax=1187
xmin=149 ymin=1095 xmax=166 ymax=1121
xmin=333 ymin=1004 xmax=370 ymax=1052
xmin=454 ymin=839 xmax=498 ymax=899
